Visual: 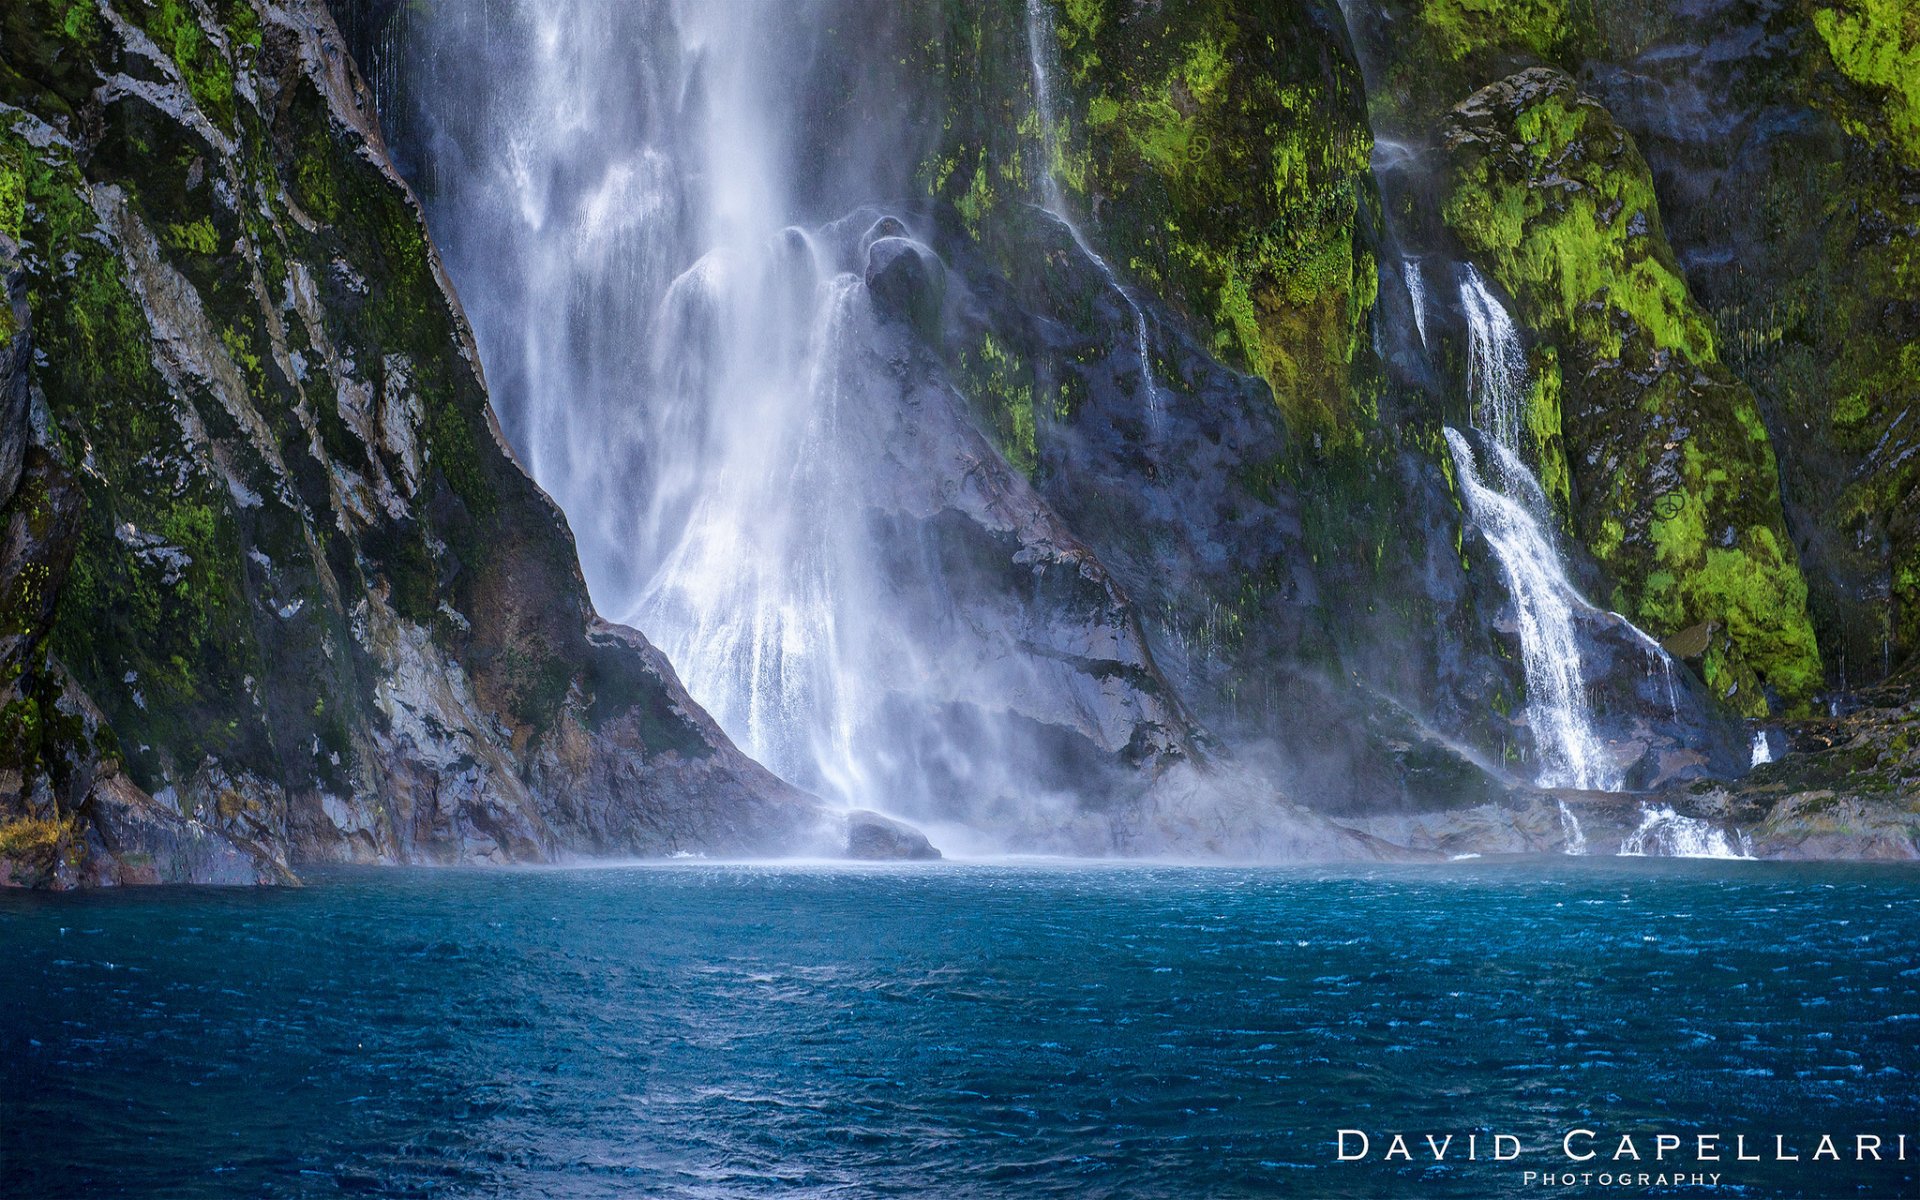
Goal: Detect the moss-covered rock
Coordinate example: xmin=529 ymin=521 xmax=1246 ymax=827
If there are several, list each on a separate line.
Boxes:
xmin=924 ymin=0 xmax=1377 ymax=435
xmin=1441 ymin=68 xmax=1822 ymax=715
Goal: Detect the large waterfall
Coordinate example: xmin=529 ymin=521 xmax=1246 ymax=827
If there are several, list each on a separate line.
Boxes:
xmin=1444 ymin=267 xmax=1620 ymax=791
xmin=377 ymin=2 xmax=933 ymax=813
xmin=364 ymin=0 xmax=1257 ymax=854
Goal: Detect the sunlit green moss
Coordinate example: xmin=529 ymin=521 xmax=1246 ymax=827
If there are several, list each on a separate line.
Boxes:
xmin=1444 ymin=69 xmax=1823 ymax=710
xmin=1419 ymin=0 xmax=1576 ymax=63
xmin=130 ymin=0 xmax=238 ymax=130
xmin=1811 ymin=0 xmax=1920 ymax=165
xmin=960 ymin=332 xmax=1039 ymax=477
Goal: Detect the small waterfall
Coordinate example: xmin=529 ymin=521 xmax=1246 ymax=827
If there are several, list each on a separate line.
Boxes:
xmin=1750 ymin=731 xmax=1775 ymax=767
xmin=1556 ymin=799 xmax=1589 ymax=855
xmin=1619 ymin=805 xmax=1753 ymax=859
xmin=1446 ymin=429 xmax=1617 ymax=789
xmin=1445 ymin=266 xmax=1619 ymax=791
xmin=1404 ymin=258 xmax=1430 ymax=349
xmin=1023 ymin=0 xmax=1160 ymax=415
xmin=1616 ymin=614 xmax=1684 ymax=723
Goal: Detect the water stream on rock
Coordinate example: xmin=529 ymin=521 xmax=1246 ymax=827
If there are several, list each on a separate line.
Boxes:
xmin=1444 ymin=267 xmax=1620 ymax=790
xmin=1023 ymin=0 xmax=1161 ymax=417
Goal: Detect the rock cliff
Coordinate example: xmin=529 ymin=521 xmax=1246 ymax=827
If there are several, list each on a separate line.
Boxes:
xmin=0 ymin=0 xmax=840 ymax=886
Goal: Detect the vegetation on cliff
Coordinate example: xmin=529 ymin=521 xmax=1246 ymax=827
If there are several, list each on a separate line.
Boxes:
xmin=1440 ymin=68 xmax=1822 ymax=715
xmin=0 ymin=0 xmax=822 ymax=886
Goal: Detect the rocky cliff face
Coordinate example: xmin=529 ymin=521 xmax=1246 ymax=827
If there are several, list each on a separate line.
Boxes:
xmin=4 ymin=0 xmax=1913 ymax=881
xmin=332 ymin=0 xmax=1910 ymax=854
xmin=0 ymin=0 xmax=842 ymax=886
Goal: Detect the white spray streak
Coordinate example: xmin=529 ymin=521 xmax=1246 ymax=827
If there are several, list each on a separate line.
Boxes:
xmin=1619 ymin=804 xmax=1752 ymax=859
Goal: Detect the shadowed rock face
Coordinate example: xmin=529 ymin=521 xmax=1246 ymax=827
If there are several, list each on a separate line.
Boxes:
xmin=0 ymin=0 xmax=840 ymax=886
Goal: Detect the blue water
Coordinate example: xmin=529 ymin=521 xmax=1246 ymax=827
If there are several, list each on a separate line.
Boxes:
xmin=3 ymin=860 xmax=1917 ymax=1198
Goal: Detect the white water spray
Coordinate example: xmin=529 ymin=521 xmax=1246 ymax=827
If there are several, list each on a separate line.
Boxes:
xmin=1619 ymin=804 xmax=1753 ymax=859
xmin=1750 ymin=731 xmax=1775 ymax=767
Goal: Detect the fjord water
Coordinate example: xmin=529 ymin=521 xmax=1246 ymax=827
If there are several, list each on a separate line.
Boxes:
xmin=6 ymin=862 xmax=1918 ymax=1198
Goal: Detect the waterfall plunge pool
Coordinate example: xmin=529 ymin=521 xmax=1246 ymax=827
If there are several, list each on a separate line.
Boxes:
xmin=4 ymin=859 xmax=1917 ymax=1198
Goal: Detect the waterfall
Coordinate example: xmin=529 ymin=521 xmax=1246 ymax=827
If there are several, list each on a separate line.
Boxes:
xmin=1404 ymin=258 xmax=1430 ymax=349
xmin=1022 ymin=0 xmax=1161 ymax=415
xmin=1445 ymin=266 xmax=1620 ymax=790
xmin=1751 ymin=731 xmax=1775 ymax=767
xmin=372 ymin=1 xmax=956 ymax=815
xmin=1556 ymin=799 xmax=1589 ymax=855
xmin=1619 ymin=805 xmax=1753 ymax=859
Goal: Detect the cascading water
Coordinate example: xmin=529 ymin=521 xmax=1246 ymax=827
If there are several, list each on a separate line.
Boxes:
xmin=371 ymin=1 xmax=941 ymax=814
xmin=1556 ymin=799 xmax=1589 ymax=855
xmin=1445 ymin=266 xmax=1620 ymax=790
xmin=1445 ymin=427 xmax=1617 ymax=789
xmin=1445 ymin=266 xmax=1701 ymax=793
xmin=1620 ymin=805 xmax=1753 ymax=859
xmin=1023 ymin=0 xmax=1160 ymax=415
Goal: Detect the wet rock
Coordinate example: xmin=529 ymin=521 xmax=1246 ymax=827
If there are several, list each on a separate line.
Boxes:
xmin=863 ymin=236 xmax=947 ymax=338
xmin=844 ymin=810 xmax=941 ymax=860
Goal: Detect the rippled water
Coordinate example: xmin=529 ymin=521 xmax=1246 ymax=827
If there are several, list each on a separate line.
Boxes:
xmin=3 ymin=860 xmax=1917 ymax=1197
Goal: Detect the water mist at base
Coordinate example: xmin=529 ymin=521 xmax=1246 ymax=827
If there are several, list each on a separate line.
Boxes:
xmin=369 ymin=0 xmax=1363 ymax=859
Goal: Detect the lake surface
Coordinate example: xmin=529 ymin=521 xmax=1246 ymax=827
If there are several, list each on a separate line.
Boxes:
xmin=3 ymin=859 xmax=1917 ymax=1198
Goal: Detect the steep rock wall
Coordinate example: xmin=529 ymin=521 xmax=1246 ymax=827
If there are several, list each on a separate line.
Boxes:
xmin=0 ymin=0 xmax=833 ymax=885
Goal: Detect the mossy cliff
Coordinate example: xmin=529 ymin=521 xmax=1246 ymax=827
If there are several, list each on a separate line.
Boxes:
xmin=911 ymin=0 xmax=1640 ymax=804
xmin=923 ymin=0 xmax=1378 ymax=437
xmin=0 ymin=0 xmax=828 ymax=886
xmin=1440 ymin=68 xmax=1822 ymax=717
xmin=1353 ymin=0 xmax=1918 ymax=713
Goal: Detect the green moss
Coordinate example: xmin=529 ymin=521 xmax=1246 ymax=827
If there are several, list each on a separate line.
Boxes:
xmin=164 ymin=215 xmax=220 ymax=256
xmin=1811 ymin=0 xmax=1920 ymax=164
xmin=128 ymin=0 xmax=237 ymax=130
xmin=1525 ymin=346 xmax=1571 ymax=519
xmin=1445 ymin=83 xmax=1713 ymax=362
xmin=924 ymin=0 xmax=1377 ymax=436
xmin=294 ymin=147 xmax=342 ymax=224
xmin=0 ymin=137 xmax=23 ymax=241
xmin=960 ymin=332 xmax=1040 ymax=477
xmin=1420 ymin=0 xmax=1576 ymax=62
